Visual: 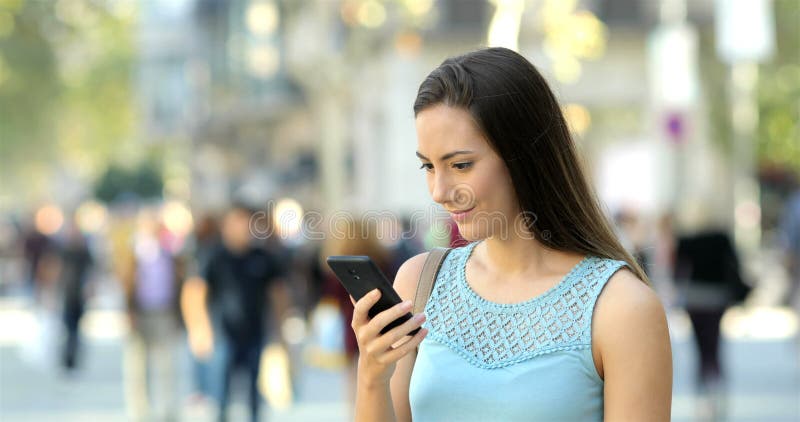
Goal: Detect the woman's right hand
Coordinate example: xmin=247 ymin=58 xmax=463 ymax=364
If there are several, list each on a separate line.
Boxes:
xmin=352 ymin=289 xmax=428 ymax=388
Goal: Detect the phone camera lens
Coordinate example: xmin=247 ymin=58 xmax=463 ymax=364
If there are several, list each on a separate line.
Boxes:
xmin=353 ymin=275 xmax=360 ymax=280
xmin=348 ymin=269 xmax=357 ymax=275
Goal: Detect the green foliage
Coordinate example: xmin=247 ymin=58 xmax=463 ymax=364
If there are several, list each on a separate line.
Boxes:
xmin=756 ymin=0 xmax=800 ymax=174
xmin=94 ymin=161 xmax=163 ymax=204
xmin=0 ymin=0 xmax=137 ymax=198
xmin=699 ymin=0 xmax=799 ymax=176
xmin=0 ymin=1 xmax=60 ymax=163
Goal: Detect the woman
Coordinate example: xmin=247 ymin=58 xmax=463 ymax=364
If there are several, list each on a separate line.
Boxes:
xmin=673 ymin=226 xmax=748 ymax=410
xmin=351 ymin=48 xmax=672 ymax=421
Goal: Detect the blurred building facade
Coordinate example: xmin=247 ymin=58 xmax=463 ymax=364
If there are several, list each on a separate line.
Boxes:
xmin=1 ymin=0 xmax=794 ymax=247
xmin=127 ymin=0 xmax=791 ymax=250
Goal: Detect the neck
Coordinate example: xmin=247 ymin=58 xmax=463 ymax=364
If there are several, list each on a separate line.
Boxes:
xmin=225 ymin=241 xmax=250 ymax=255
xmin=477 ymin=234 xmax=581 ymax=280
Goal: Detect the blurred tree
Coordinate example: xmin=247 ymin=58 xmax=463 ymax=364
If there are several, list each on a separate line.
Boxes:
xmin=755 ymin=0 xmax=800 ymax=173
xmin=0 ymin=0 xmax=137 ymax=202
xmin=94 ymin=165 xmax=128 ymax=204
xmin=94 ymin=161 xmax=163 ymax=204
xmin=700 ymin=0 xmax=799 ymax=175
xmin=0 ymin=0 xmax=60 ymax=175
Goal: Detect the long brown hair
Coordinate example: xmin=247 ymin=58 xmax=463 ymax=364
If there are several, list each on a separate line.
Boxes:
xmin=414 ymin=47 xmax=649 ymax=284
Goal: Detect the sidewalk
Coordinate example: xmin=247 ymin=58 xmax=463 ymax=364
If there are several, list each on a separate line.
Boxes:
xmin=669 ymin=307 xmax=800 ymax=421
xmin=0 ymin=294 xmax=349 ymax=422
xmin=0 ymin=337 xmax=349 ymax=421
xmin=1 ymin=300 xmax=799 ymax=421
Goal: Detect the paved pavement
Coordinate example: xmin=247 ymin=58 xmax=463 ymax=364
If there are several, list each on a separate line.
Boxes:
xmin=1 ymin=298 xmax=799 ymax=421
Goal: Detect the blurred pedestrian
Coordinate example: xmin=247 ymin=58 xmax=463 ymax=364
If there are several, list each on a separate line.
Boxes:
xmin=122 ymin=207 xmax=185 ymax=422
xmin=57 ymin=218 xmax=94 ymax=371
xmin=387 ymin=215 xmax=424 ymax=277
xmin=673 ymin=221 xmax=750 ymax=419
xmin=293 ymin=240 xmax=327 ymax=320
xmin=181 ymin=213 xmax=221 ymax=405
xmin=651 ymin=212 xmax=679 ymax=308
xmin=614 ymin=207 xmax=650 ymax=276
xmin=19 ymin=213 xmax=62 ymax=368
xmin=22 ymin=218 xmax=56 ymax=300
xmin=778 ymin=188 xmax=800 ymax=310
xmin=182 ymin=204 xmax=289 ymax=422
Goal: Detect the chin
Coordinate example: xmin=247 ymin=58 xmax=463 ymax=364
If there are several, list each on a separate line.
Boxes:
xmin=453 ymin=222 xmax=487 ymax=242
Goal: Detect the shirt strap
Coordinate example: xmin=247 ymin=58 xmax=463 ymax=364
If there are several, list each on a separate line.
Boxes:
xmin=413 ymin=247 xmax=452 ymax=315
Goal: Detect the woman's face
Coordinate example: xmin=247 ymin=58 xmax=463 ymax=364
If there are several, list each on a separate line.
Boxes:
xmin=415 ymin=105 xmax=521 ymax=241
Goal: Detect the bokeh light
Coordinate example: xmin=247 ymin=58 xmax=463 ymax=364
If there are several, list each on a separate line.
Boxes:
xmin=541 ymin=0 xmax=607 ymax=84
xmin=161 ymin=201 xmax=194 ymax=237
xmin=403 ymin=0 xmax=434 ymax=17
xmin=357 ymin=0 xmax=386 ymax=28
xmin=394 ymin=30 xmax=423 ymax=56
xmin=75 ymin=200 xmax=108 ymax=234
xmin=246 ymin=1 xmax=279 ymax=36
xmin=246 ymin=44 xmax=280 ymax=78
xmin=273 ymin=198 xmax=304 ymax=240
xmin=34 ymin=204 xmax=64 ymax=235
xmin=562 ymin=103 xmax=591 ymax=136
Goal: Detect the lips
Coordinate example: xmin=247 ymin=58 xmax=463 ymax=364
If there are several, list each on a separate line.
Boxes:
xmin=449 ymin=206 xmax=475 ymax=221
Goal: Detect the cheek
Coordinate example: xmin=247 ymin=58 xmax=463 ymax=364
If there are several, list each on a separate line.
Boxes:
xmin=484 ymin=165 xmax=516 ymax=209
xmin=500 ymin=176 xmax=519 ymax=212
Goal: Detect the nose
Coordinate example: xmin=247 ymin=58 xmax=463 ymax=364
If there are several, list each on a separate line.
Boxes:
xmin=429 ymin=172 xmax=451 ymax=205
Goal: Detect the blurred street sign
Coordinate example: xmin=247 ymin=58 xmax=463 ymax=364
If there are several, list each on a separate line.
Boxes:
xmin=664 ymin=112 xmax=687 ymax=145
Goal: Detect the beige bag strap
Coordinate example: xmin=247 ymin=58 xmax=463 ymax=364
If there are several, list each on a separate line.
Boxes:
xmin=412 ymin=247 xmax=452 ymax=314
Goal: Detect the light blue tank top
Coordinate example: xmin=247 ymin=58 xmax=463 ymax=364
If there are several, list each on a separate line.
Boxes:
xmin=409 ymin=241 xmax=632 ymax=421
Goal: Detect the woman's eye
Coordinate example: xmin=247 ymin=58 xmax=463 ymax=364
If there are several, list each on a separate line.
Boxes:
xmin=419 ymin=163 xmax=434 ymax=172
xmin=453 ymin=162 xmax=473 ymax=170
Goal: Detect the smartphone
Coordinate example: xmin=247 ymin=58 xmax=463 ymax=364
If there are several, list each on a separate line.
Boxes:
xmin=326 ymin=255 xmax=420 ymax=336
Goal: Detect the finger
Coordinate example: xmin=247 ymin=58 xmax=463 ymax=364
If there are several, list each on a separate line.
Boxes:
xmin=382 ymin=328 xmax=428 ymax=363
xmin=349 ymin=295 xmax=356 ymax=307
xmin=375 ymin=312 xmax=426 ymax=351
xmin=363 ymin=299 xmax=414 ymax=339
xmin=352 ymin=289 xmax=381 ymax=327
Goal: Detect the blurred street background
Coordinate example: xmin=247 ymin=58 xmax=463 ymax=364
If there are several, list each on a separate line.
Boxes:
xmin=0 ymin=0 xmax=799 ymax=421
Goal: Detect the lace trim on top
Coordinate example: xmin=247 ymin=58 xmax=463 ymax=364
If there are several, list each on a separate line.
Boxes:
xmin=423 ymin=241 xmax=628 ymax=369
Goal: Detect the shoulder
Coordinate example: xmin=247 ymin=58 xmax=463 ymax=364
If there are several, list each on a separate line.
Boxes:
xmin=592 ymin=265 xmax=673 ymax=419
xmin=594 ymin=266 xmax=667 ymax=336
xmin=393 ymin=245 xmax=464 ymax=301
xmin=392 ymin=251 xmax=431 ymax=302
xmin=593 ymin=265 xmax=671 ymax=375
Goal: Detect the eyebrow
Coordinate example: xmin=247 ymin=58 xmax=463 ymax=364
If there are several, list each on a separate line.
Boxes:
xmin=415 ymin=150 xmax=475 ymax=161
